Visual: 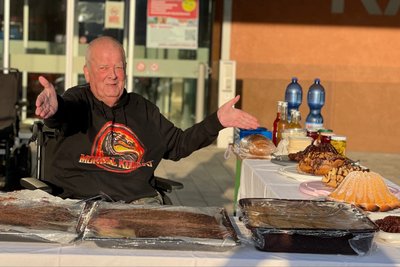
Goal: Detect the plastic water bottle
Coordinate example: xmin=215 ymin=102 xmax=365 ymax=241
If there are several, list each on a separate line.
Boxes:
xmin=285 ymin=77 xmax=303 ymax=122
xmin=305 ymin=78 xmax=325 ymax=131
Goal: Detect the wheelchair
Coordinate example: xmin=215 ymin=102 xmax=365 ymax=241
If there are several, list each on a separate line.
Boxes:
xmin=21 ymin=121 xmax=183 ymax=205
xmin=0 ymin=68 xmax=31 ymax=191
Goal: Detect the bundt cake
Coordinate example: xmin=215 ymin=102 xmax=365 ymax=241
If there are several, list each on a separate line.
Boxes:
xmin=328 ymin=171 xmax=400 ymax=212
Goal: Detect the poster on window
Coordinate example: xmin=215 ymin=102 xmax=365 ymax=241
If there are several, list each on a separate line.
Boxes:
xmin=146 ymin=0 xmax=199 ymax=49
xmin=105 ymin=1 xmax=124 ymax=29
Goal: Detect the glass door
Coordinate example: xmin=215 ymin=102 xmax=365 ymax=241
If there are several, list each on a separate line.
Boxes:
xmin=3 ymin=0 xmax=214 ymax=130
xmin=129 ymin=0 xmax=214 ymax=129
xmin=1 ymin=0 xmax=68 ymax=122
xmin=75 ymin=0 xmax=214 ymax=129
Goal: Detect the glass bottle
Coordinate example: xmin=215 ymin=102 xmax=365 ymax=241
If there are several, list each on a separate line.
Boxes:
xmin=272 ymin=101 xmax=283 ymax=146
xmin=305 ymin=78 xmax=325 ymax=131
xmin=276 ymin=101 xmax=288 ymax=145
xmin=285 ymin=77 xmax=303 ymax=122
xmin=288 ymin=110 xmax=302 ymax=129
xmin=288 ymin=109 xmax=297 ymax=124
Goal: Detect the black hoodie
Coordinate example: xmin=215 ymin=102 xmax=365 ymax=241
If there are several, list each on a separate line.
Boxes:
xmin=44 ymin=84 xmax=224 ymax=202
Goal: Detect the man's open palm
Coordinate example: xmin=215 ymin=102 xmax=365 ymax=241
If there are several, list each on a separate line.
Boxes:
xmin=35 ymin=76 xmax=58 ymax=119
xmin=217 ymin=95 xmax=259 ymax=129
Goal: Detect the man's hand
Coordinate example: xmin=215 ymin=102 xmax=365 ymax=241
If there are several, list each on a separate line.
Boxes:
xmin=35 ymin=76 xmax=58 ymax=119
xmin=217 ymin=95 xmax=260 ymax=129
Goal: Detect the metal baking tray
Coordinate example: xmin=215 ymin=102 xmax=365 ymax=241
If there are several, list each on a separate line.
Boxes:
xmin=82 ymin=202 xmax=239 ymax=251
xmin=0 ymin=190 xmax=87 ymax=244
xmin=239 ymin=198 xmax=378 ymax=255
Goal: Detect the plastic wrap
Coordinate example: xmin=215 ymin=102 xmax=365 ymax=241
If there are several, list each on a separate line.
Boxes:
xmin=239 ymin=198 xmax=378 ymax=255
xmin=231 ymin=134 xmax=275 ymax=160
xmin=82 ymin=202 xmax=239 ymax=251
xmin=0 ymin=190 xmax=86 ymax=244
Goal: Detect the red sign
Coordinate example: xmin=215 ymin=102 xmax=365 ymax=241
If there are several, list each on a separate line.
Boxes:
xmin=148 ymin=0 xmax=197 ymax=19
xmin=136 ymin=62 xmax=146 ymax=72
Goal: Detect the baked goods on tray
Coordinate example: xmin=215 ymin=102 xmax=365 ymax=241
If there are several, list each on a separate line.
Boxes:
xmin=0 ymin=190 xmax=85 ymax=243
xmin=328 ymin=171 xmax=400 ymax=212
xmin=297 ymin=151 xmax=347 ymax=176
xmin=322 ymin=163 xmax=367 ymax=188
xmin=87 ymin=207 xmax=228 ymax=239
xmin=288 ymin=142 xmax=338 ymax=162
xmin=0 ymin=203 xmax=80 ymax=232
xmin=239 ymin=198 xmax=378 ymax=255
xmin=288 ymin=142 xmax=366 ymax=180
xmin=287 ymin=143 xmax=351 ymax=176
xmin=83 ymin=202 xmax=239 ymax=251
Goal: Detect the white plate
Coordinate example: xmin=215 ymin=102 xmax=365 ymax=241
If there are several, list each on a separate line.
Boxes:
xmin=378 ymin=231 xmax=400 ymax=245
xmin=367 ymin=212 xmax=400 ymax=246
xmin=278 ymin=165 xmax=323 ymax=182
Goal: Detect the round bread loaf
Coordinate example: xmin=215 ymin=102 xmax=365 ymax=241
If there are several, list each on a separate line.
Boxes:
xmin=240 ymin=134 xmax=275 ymax=158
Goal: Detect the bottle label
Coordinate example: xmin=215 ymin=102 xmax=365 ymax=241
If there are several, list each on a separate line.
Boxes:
xmin=305 ymin=122 xmax=323 ymax=131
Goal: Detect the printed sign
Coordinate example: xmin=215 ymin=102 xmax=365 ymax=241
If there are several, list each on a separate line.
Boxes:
xmin=105 ymin=1 xmax=124 ymax=29
xmin=146 ymin=0 xmax=199 ymax=49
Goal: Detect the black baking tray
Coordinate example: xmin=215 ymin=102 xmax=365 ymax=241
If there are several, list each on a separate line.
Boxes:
xmin=82 ymin=202 xmax=239 ymax=251
xmin=239 ymin=198 xmax=378 ymax=255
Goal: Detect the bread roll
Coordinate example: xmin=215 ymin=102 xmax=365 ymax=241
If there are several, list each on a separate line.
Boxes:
xmin=239 ymin=134 xmax=275 ymax=158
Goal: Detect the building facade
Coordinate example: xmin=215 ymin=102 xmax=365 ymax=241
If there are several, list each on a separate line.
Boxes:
xmin=229 ymin=0 xmax=400 ymax=153
xmin=1 ymin=0 xmax=399 ymax=153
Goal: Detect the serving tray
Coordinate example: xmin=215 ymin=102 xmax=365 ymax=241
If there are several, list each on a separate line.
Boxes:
xmin=239 ymin=198 xmax=378 ymax=255
xmin=82 ymin=202 xmax=239 ymax=251
xmin=0 ymin=190 xmax=86 ymax=244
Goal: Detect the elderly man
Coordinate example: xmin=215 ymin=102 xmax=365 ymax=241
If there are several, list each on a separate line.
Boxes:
xmin=35 ymin=36 xmax=259 ymax=204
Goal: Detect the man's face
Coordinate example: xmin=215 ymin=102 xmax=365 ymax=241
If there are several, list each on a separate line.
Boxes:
xmin=83 ymin=42 xmax=126 ymax=107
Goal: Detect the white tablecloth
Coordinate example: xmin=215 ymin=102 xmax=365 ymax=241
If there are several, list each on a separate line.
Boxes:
xmin=1 ymin=160 xmax=400 ymax=267
xmin=238 ymin=159 xmax=400 ymax=200
xmin=1 ymin=226 xmax=400 ymax=267
xmin=1 ymin=225 xmax=400 ymax=267
xmin=236 ymin=158 xmax=400 ymax=266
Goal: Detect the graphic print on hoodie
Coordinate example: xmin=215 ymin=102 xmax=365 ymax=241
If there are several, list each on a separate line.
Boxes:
xmin=79 ymin=121 xmax=153 ymax=173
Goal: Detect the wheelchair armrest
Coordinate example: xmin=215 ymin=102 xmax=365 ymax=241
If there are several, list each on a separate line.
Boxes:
xmin=17 ymin=99 xmax=29 ymax=107
xmin=20 ymin=177 xmax=53 ymax=194
xmin=154 ymin=176 xmax=184 ymax=193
